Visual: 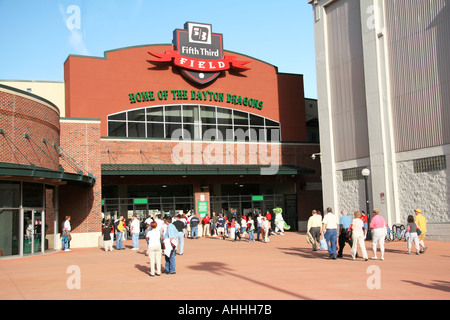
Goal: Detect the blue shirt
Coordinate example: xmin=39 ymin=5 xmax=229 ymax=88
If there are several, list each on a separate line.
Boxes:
xmin=339 ymin=215 xmax=352 ymax=229
xmin=164 ymin=223 xmax=178 ymax=240
xmin=217 ymin=217 xmax=225 ymax=228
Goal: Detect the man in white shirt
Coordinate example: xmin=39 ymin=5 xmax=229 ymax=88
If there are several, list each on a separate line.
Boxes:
xmin=155 ymin=214 xmax=164 ymax=235
xmin=322 ymin=207 xmax=338 ymax=259
xmin=144 ymin=216 xmax=153 ymax=228
xmin=63 ymin=216 xmax=72 ymax=251
xmin=307 ymin=210 xmax=322 ymax=251
xmin=130 ymin=216 xmax=141 ymax=250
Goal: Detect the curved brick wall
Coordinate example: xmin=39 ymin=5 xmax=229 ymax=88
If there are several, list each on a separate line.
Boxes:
xmin=0 ymin=85 xmax=61 ymax=171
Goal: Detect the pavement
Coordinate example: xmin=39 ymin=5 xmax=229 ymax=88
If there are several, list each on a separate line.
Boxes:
xmin=0 ymin=232 xmax=449 ymax=302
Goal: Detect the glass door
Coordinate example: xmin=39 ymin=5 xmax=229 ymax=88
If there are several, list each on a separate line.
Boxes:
xmin=23 ymin=210 xmax=44 ymax=255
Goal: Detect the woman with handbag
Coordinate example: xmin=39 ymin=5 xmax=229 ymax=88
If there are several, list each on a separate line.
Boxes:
xmin=406 ymin=215 xmax=421 ymax=255
xmin=351 ymin=211 xmax=368 ymax=261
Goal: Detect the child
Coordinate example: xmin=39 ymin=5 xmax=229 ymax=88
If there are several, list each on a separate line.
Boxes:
xmin=247 ymin=216 xmax=255 ymax=242
xmin=263 ymin=217 xmax=270 ymax=243
xmin=406 ymin=215 xmax=421 ymax=255
xmin=234 ymin=218 xmax=241 ymax=242
xmin=61 ymin=231 xmax=68 ymax=251
xmin=240 ymin=215 xmax=247 ymax=237
xmin=102 ymin=221 xmax=113 ymax=252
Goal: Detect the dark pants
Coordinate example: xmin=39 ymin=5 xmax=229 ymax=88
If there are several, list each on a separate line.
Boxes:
xmin=310 ymin=227 xmax=321 ymax=250
xmin=338 ymin=229 xmax=353 ymax=257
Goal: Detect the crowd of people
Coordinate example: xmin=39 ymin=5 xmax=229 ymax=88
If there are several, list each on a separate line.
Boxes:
xmin=306 ymin=208 xmax=428 ymax=261
xmin=96 ymin=206 xmax=429 ymax=277
xmin=100 ymin=208 xmax=288 ymax=276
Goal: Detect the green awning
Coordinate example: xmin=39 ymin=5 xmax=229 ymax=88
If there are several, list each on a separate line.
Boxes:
xmin=0 ymin=162 xmax=96 ymax=186
xmin=101 ymin=164 xmax=315 ymax=176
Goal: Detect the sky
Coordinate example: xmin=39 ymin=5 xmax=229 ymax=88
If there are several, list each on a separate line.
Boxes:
xmin=0 ymin=0 xmax=317 ymax=99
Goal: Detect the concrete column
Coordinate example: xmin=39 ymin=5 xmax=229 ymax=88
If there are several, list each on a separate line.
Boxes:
xmin=360 ymin=0 xmax=400 ymax=225
xmin=311 ymin=2 xmax=340 ymax=214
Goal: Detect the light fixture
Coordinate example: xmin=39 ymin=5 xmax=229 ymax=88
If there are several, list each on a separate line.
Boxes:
xmin=362 ymin=168 xmax=370 ymax=177
xmin=361 ymin=168 xmax=372 ymax=240
xmin=311 ymin=153 xmax=322 ymax=160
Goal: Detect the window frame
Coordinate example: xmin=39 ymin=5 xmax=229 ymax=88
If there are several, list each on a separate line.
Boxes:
xmin=107 ymin=104 xmax=281 ymax=142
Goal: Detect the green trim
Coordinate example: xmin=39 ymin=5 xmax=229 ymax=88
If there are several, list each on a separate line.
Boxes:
xmin=101 ymin=164 xmax=314 ymax=176
xmin=0 ymin=162 xmax=96 ymax=185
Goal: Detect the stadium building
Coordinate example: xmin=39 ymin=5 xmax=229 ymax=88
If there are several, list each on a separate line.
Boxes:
xmin=0 ymin=22 xmax=321 ymax=258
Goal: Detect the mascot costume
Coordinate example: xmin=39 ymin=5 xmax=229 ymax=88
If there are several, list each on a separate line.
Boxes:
xmin=273 ymin=207 xmax=290 ymax=234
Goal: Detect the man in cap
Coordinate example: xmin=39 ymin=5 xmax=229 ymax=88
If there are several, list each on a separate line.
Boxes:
xmin=414 ymin=209 xmax=427 ymax=253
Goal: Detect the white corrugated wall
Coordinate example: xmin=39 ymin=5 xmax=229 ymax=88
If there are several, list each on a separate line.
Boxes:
xmin=385 ymin=0 xmax=450 ymax=152
xmin=325 ymin=0 xmax=370 ymax=162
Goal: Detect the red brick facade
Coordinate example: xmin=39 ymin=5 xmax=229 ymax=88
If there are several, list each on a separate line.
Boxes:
xmin=59 ymin=119 xmax=102 ymax=234
xmin=0 ymin=85 xmax=103 ymax=238
xmin=61 ymin=43 xmax=322 ymax=229
xmin=0 ymin=87 xmax=60 ymax=170
xmin=64 ymin=44 xmax=307 ymax=142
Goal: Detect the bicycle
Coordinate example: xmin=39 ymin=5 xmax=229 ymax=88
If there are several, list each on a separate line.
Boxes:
xmin=386 ymin=224 xmax=406 ymax=242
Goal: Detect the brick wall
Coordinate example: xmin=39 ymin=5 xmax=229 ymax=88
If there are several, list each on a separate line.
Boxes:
xmin=0 ymin=87 xmax=60 ymax=170
xmin=59 ymin=119 xmax=102 ymax=234
xmin=101 ymin=139 xmax=321 ymax=169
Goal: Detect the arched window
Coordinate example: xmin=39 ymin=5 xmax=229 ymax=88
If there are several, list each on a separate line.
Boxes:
xmin=107 ymin=105 xmax=281 ymax=142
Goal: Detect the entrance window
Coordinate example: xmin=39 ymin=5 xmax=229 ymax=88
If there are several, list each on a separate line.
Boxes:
xmin=0 ymin=209 xmax=20 ymax=257
xmin=0 ymin=181 xmax=53 ymax=258
xmin=23 ymin=182 xmax=44 ymax=208
xmin=0 ymin=182 xmax=20 ymax=208
xmin=108 ymin=105 xmax=281 ymax=142
xmin=23 ymin=210 xmax=44 ymax=255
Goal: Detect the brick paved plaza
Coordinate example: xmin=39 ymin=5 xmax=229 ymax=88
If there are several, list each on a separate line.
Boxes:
xmin=1 ymin=232 xmax=449 ymax=301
